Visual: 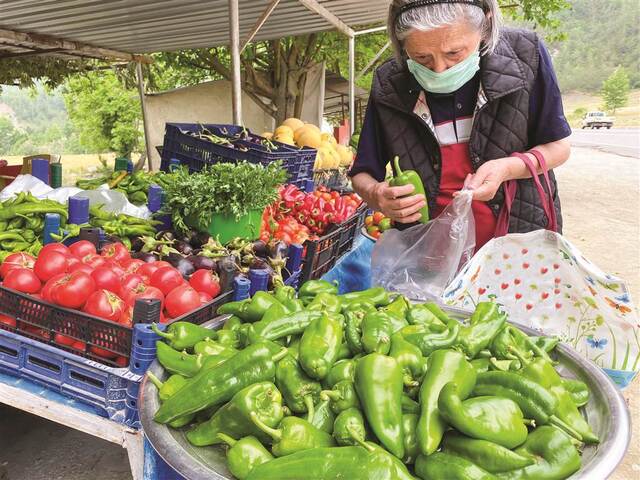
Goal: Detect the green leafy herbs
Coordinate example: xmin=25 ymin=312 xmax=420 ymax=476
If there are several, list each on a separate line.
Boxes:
xmin=163 ymin=162 xmax=287 ymax=233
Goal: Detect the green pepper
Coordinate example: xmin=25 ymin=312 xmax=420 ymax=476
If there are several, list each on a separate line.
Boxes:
xmin=250 ymin=414 xmax=335 ymax=457
xmin=360 ymin=310 xmax=392 ymax=354
xmin=416 ymin=349 xmax=476 ymax=456
xmin=193 ymin=339 xmax=237 ymax=357
xmin=382 ymin=295 xmax=410 ymax=319
xmin=245 ymin=444 xmax=417 ymax=480
xmin=561 ymin=378 xmax=590 ymax=407
xmin=415 ymin=452 xmax=496 ymax=480
xmin=147 ymin=372 xmax=188 ymax=402
xmin=247 ymin=311 xmax=323 ymax=343
xmin=217 ymin=299 xmax=250 ymax=318
xmin=400 ymin=320 xmax=459 ymax=356
xmin=275 ymin=354 xmax=321 ymax=415
xmin=299 ymin=313 xmax=343 ymax=380
xmin=152 ymin=322 xmax=216 ymax=350
xmin=492 ymin=325 xmax=555 ymax=365
xmin=321 ymin=380 xmax=360 ymax=414
xmin=532 ymin=335 xmax=560 ymax=353
xmin=154 ymin=342 xmax=287 ymax=424
xmin=332 ymin=407 xmax=367 ymax=447
xmin=274 ymin=285 xmax=303 ymax=313
xmin=325 ymin=359 xmax=356 ymax=388
xmin=245 ymin=291 xmax=285 ymax=323
xmin=473 ymin=371 xmax=584 ymax=441
xmin=402 ymin=413 xmax=419 ymax=464
xmin=298 ymin=280 xmax=338 ymax=304
xmin=340 ymin=287 xmax=391 ymax=308
xmin=222 ymin=315 xmax=243 ymax=331
xmin=438 ymin=382 xmax=528 ymax=449
xmin=217 ymin=434 xmax=273 ymax=480
xmin=402 ymin=394 xmax=420 ymax=414
xmin=509 ymin=348 xmax=599 ymax=444
xmin=217 ymin=329 xmax=240 ymax=349
xmin=155 ymin=341 xmax=207 ymax=377
xmin=407 ymin=304 xmax=446 ymax=327
xmin=343 ymin=299 xmax=377 ymax=314
xmin=186 ymin=381 xmax=284 ymax=446
xmin=496 ymin=426 xmax=581 ymax=480
xmin=345 ymin=310 xmax=366 ymax=354
xmin=389 ymin=156 xmax=429 ymax=223
xmin=355 ymin=353 xmax=405 ymax=459
xmin=306 ymin=292 xmax=342 ymax=313
xmin=456 ymin=302 xmax=507 ymax=359
xmin=308 ymin=398 xmax=336 ymax=434
xmin=442 ymin=432 xmax=535 ymax=473
xmin=390 ymin=332 xmax=428 ymax=388
xmin=471 ymin=357 xmax=519 ymax=374
xmin=335 ymin=341 xmax=351 ymax=361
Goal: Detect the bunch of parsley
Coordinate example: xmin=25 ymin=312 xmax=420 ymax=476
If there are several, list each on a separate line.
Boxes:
xmin=163 ymin=162 xmax=287 ymax=234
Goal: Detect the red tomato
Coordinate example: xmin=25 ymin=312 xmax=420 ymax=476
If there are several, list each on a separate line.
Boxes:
xmin=3 ymin=268 xmax=41 ymax=294
xmin=153 ymin=261 xmax=172 ymax=270
xmin=101 ymin=242 xmax=131 ymax=265
xmin=66 ymin=255 xmax=81 ymax=269
xmin=69 ymin=240 xmax=97 ymax=259
xmin=0 ymin=314 xmax=16 ymax=328
xmin=137 ymin=263 xmax=161 ymax=281
xmin=50 ymin=271 xmax=96 ymax=309
xmin=68 ymin=263 xmax=94 ymax=275
xmin=189 ymin=269 xmax=221 ymax=298
xmin=119 ymin=306 xmax=133 ymax=327
xmin=165 ymin=285 xmax=200 ymax=318
xmin=41 ymin=273 xmax=67 ymax=302
xmin=122 ymin=259 xmax=145 ymax=274
xmin=114 ymin=356 xmax=128 ymax=367
xmin=39 ymin=243 xmax=70 ymax=257
xmin=199 ymin=291 xmax=213 ymax=304
xmin=23 ymin=325 xmax=48 ymax=338
xmin=54 ymin=332 xmax=76 ymax=347
xmin=151 ymin=267 xmax=185 ymax=296
xmin=122 ymin=284 xmax=164 ymax=310
xmin=372 ymin=212 xmax=385 ymax=225
xmin=72 ymin=340 xmax=86 ymax=352
xmin=91 ymin=267 xmax=121 ymax=294
xmin=0 ymin=252 xmax=36 ymax=279
xmin=34 ymin=250 xmax=69 ymax=282
xmin=110 ymin=263 xmax=126 ymax=278
xmin=90 ymin=345 xmax=117 ymax=359
xmin=83 ymin=290 xmax=125 ymax=322
xmin=120 ymin=274 xmax=145 ymax=297
xmin=81 ymin=253 xmax=108 ymax=270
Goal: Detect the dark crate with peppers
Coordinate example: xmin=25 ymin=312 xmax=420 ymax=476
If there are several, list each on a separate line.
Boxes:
xmin=147 ymin=282 xmax=595 ymax=480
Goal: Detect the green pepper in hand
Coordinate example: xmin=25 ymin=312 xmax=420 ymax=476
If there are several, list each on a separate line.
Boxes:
xmin=389 ymin=156 xmax=429 ymax=223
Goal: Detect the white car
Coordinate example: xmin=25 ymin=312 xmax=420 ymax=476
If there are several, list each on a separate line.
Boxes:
xmin=581 ymin=111 xmax=614 ymax=129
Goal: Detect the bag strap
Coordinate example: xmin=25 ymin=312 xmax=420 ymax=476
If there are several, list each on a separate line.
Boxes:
xmin=495 ymin=151 xmax=557 ymax=237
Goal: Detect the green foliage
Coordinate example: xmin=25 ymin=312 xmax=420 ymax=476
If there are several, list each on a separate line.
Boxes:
xmin=163 ymin=162 xmax=287 ymax=233
xmin=601 ymin=67 xmax=630 ymax=113
xmin=0 ymin=57 xmax=88 ymax=91
xmin=0 ymin=116 xmax=26 ymax=155
xmin=63 ymin=70 xmax=142 ymax=156
xmin=549 ymin=0 xmax=639 ymax=92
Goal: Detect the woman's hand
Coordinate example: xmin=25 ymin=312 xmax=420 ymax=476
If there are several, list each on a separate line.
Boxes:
xmin=370 ymin=181 xmax=427 ymax=224
xmin=457 ymin=158 xmax=513 ymax=202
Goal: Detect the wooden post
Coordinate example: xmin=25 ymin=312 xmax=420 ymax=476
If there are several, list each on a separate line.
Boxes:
xmin=229 ymin=0 xmax=242 ymax=124
xmin=135 ymin=62 xmax=154 ymax=171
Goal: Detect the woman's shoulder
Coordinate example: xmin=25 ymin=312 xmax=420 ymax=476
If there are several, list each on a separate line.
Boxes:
xmin=497 ymin=27 xmax=540 ymax=51
xmin=371 ymin=58 xmax=411 ymax=97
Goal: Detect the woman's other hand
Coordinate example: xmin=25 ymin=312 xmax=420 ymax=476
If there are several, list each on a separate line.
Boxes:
xmin=458 ymin=158 xmax=512 ymax=202
xmin=371 ymin=182 xmax=427 ymax=223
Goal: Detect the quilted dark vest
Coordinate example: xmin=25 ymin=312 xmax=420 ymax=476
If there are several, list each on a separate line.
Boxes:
xmin=369 ymin=27 xmax=563 ymax=233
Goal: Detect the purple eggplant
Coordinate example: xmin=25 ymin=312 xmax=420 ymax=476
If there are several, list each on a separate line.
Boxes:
xmin=267 ymin=239 xmax=288 ymax=260
xmin=132 ymin=251 xmax=159 ymax=263
xmin=174 ymin=240 xmax=194 ymax=256
xmin=186 ymin=255 xmax=218 ymax=272
xmin=156 ymin=230 xmax=175 ymax=242
xmin=249 ymin=257 xmax=269 ymax=271
xmin=249 ymin=240 xmax=268 ymax=258
xmin=167 ymin=253 xmax=195 ymax=279
xmin=190 ymin=232 xmax=212 ymax=249
xmin=130 ymin=237 xmax=145 ymax=252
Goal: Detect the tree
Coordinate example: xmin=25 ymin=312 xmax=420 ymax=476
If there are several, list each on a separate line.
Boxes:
xmin=601 ymin=67 xmax=630 ymax=113
xmin=0 ymin=117 xmax=26 ymax=155
xmin=62 ymin=70 xmax=142 ymax=156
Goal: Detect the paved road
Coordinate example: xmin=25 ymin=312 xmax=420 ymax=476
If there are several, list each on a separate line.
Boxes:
xmin=570 ymin=128 xmax=639 ymax=157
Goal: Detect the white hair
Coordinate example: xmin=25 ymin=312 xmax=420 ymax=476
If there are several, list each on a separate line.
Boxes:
xmin=388 ymin=0 xmax=502 ymax=61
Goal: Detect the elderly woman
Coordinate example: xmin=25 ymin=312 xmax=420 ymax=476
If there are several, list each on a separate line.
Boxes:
xmin=350 ymin=0 xmax=571 ymax=249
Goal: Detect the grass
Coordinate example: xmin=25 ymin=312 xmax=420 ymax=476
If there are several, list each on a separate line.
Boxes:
xmin=563 ymin=89 xmax=640 ymax=128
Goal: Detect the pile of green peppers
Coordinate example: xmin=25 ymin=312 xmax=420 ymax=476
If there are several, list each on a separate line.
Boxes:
xmin=0 ymin=192 xmax=69 ymax=260
xmin=77 ymin=170 xmax=174 ymax=206
xmin=150 ymin=281 xmax=597 ymax=480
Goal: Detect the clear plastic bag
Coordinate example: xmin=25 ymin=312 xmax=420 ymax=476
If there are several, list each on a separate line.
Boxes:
xmin=371 ymin=189 xmax=475 ymax=301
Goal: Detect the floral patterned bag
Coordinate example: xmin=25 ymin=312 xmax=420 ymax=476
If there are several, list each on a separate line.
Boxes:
xmin=442 ymin=230 xmax=639 ymax=388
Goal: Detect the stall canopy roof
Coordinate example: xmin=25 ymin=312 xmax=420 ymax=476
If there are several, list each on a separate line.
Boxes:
xmin=0 ymin=0 xmax=389 ymax=59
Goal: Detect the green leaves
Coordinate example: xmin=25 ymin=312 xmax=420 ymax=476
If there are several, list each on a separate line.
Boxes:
xmin=163 ymin=162 xmax=287 ymax=234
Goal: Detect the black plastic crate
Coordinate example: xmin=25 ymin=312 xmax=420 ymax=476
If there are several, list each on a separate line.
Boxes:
xmin=0 ymin=286 xmax=232 ymax=366
xmin=159 ymin=123 xmax=315 ymax=184
xmin=313 ymin=169 xmax=350 ymax=191
xmin=300 ymin=203 xmax=368 ymax=282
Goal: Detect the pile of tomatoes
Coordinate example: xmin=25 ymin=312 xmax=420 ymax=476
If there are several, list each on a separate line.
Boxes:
xmin=364 ymin=212 xmax=393 ymax=240
xmin=0 ymin=241 xmax=221 ymax=361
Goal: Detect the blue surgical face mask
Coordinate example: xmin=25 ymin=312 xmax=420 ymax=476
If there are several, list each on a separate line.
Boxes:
xmin=407 ymin=50 xmax=481 ymax=94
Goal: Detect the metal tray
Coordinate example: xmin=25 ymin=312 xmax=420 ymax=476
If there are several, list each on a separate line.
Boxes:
xmin=139 ymin=313 xmax=631 ymax=480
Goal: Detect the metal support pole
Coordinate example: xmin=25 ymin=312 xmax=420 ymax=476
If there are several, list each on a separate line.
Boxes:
xmin=356 ymin=41 xmax=390 ymax=81
xmin=348 ymin=35 xmax=355 ymax=135
xmin=241 ymin=0 xmax=281 ymax=53
xmin=135 ymin=62 xmax=154 ymax=171
xmin=354 ymin=26 xmax=387 ymax=36
xmin=229 ymin=0 xmax=242 ymax=125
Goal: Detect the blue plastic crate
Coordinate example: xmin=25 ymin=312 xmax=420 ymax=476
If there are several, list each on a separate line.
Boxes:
xmin=0 ymin=327 xmax=144 ymax=426
xmin=159 ymin=123 xmax=315 ymax=184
